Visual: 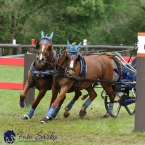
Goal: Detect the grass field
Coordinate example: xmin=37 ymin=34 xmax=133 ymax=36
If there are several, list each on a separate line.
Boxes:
xmin=0 ymin=65 xmax=145 ymax=145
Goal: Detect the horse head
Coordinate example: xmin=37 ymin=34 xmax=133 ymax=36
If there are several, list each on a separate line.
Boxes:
xmin=66 ymin=41 xmax=81 ymax=76
xmin=36 ymin=31 xmax=54 ymax=65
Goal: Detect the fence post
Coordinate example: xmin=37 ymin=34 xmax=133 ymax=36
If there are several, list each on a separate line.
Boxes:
xmin=84 ymin=46 xmax=89 ymax=54
xmin=17 ymin=45 xmax=22 ymax=54
xmin=28 ymin=47 xmax=34 ymax=53
xmin=24 ymin=53 xmax=36 ymax=106
xmin=134 ymin=32 xmax=145 ymax=132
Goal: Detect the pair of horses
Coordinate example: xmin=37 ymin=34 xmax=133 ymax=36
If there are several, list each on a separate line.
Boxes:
xmin=19 ymin=31 xmax=121 ymax=123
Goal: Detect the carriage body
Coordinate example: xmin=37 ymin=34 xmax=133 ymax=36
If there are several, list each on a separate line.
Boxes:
xmin=104 ymin=52 xmax=137 ymax=117
xmin=114 ymin=64 xmax=136 ymax=93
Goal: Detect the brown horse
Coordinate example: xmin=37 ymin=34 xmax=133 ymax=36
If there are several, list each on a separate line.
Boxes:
xmin=40 ymin=41 xmax=121 ymax=123
xmin=19 ymin=31 xmax=57 ymax=120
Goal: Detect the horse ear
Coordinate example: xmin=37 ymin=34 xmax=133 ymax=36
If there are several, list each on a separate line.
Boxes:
xmin=48 ymin=32 xmax=54 ymax=40
xmin=41 ymin=31 xmax=44 ymax=38
xmin=67 ymin=41 xmax=71 ymax=50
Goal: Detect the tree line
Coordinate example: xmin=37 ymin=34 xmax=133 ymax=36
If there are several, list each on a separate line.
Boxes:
xmin=0 ymin=0 xmax=145 ymax=46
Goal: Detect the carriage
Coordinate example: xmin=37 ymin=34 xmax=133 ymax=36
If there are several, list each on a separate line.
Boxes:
xmin=101 ymin=52 xmax=137 ymax=117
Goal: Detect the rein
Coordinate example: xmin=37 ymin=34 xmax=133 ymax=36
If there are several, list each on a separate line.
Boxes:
xmin=53 ymin=71 xmax=120 ymax=85
xmin=53 ymin=66 xmax=135 ymax=85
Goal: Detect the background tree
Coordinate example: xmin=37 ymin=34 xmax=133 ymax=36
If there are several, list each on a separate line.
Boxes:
xmin=1 ymin=0 xmax=145 ymax=55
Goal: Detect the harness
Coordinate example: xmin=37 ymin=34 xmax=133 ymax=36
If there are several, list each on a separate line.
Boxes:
xmin=53 ymin=54 xmax=122 ymax=87
xmin=79 ymin=55 xmax=88 ymax=76
xmin=29 ymin=51 xmax=121 ymax=88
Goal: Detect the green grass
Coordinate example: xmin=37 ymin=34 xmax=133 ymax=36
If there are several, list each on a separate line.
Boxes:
xmin=0 ymin=65 xmax=145 ymax=145
xmin=0 ymin=65 xmax=23 ymax=82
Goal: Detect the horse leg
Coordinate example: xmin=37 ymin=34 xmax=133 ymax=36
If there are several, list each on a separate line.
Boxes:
xmin=49 ymin=83 xmax=59 ymax=107
xmin=40 ymin=85 xmax=71 ymax=123
xmin=48 ymin=83 xmax=64 ymax=118
xmin=21 ymin=89 xmax=47 ymax=120
xmin=64 ymin=90 xmax=82 ymax=118
xmin=19 ymin=80 xmax=30 ymax=108
xmin=81 ymin=83 xmax=96 ymax=100
xmin=79 ymin=86 xmax=97 ymax=117
xmin=101 ymin=83 xmax=116 ymax=118
xmin=52 ymin=96 xmax=66 ymax=118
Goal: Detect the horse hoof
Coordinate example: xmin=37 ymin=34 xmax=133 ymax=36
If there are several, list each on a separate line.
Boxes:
xmin=63 ymin=108 xmax=70 ymax=118
xmin=19 ymin=103 xmax=26 ymax=108
xmin=40 ymin=116 xmax=52 ymax=124
xmin=63 ymin=112 xmax=70 ymax=118
xmin=21 ymin=115 xmax=30 ymax=120
xmin=79 ymin=110 xmax=87 ymax=117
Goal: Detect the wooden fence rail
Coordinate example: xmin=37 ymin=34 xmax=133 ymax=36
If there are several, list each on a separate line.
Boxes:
xmin=0 ymin=44 xmax=135 ymax=56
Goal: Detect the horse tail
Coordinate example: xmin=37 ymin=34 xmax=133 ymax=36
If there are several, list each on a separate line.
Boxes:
xmin=105 ymin=53 xmax=122 ymax=93
xmin=106 ymin=53 xmax=122 ymax=82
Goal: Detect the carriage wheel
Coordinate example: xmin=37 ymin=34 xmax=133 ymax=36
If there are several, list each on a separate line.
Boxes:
xmin=104 ymin=88 xmax=136 ymax=117
xmin=101 ymin=89 xmax=108 ymax=99
xmin=123 ymin=88 xmax=136 ymax=115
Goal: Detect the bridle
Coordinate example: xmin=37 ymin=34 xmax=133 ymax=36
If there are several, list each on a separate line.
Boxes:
xmin=37 ymin=50 xmax=50 ymax=62
xmin=36 ymin=37 xmax=52 ymax=65
xmin=55 ymin=50 xmax=80 ymax=78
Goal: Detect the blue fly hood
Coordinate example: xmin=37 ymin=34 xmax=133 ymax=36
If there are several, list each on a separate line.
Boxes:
xmin=41 ymin=31 xmax=54 ymax=45
xmin=67 ymin=41 xmax=82 ymax=60
xmin=67 ymin=41 xmax=81 ymax=52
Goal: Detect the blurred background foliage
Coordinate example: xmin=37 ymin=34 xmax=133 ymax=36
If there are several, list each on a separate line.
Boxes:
xmin=0 ymin=0 xmax=145 ymax=46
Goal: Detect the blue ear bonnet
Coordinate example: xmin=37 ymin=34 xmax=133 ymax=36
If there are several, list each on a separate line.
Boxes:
xmin=67 ymin=41 xmax=82 ymax=60
xmin=41 ymin=31 xmax=54 ymax=45
xmin=67 ymin=41 xmax=81 ymax=52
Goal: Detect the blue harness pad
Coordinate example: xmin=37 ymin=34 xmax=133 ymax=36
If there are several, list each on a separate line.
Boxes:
xmin=79 ymin=55 xmax=88 ymax=76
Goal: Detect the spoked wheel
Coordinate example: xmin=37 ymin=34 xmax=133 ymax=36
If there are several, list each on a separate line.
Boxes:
xmin=121 ymin=88 xmax=136 ymax=115
xmin=104 ymin=88 xmax=136 ymax=117
xmin=101 ymin=89 xmax=108 ymax=99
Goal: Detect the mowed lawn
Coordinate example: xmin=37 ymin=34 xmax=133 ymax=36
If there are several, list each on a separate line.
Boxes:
xmin=0 ymin=65 xmax=145 ymax=145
